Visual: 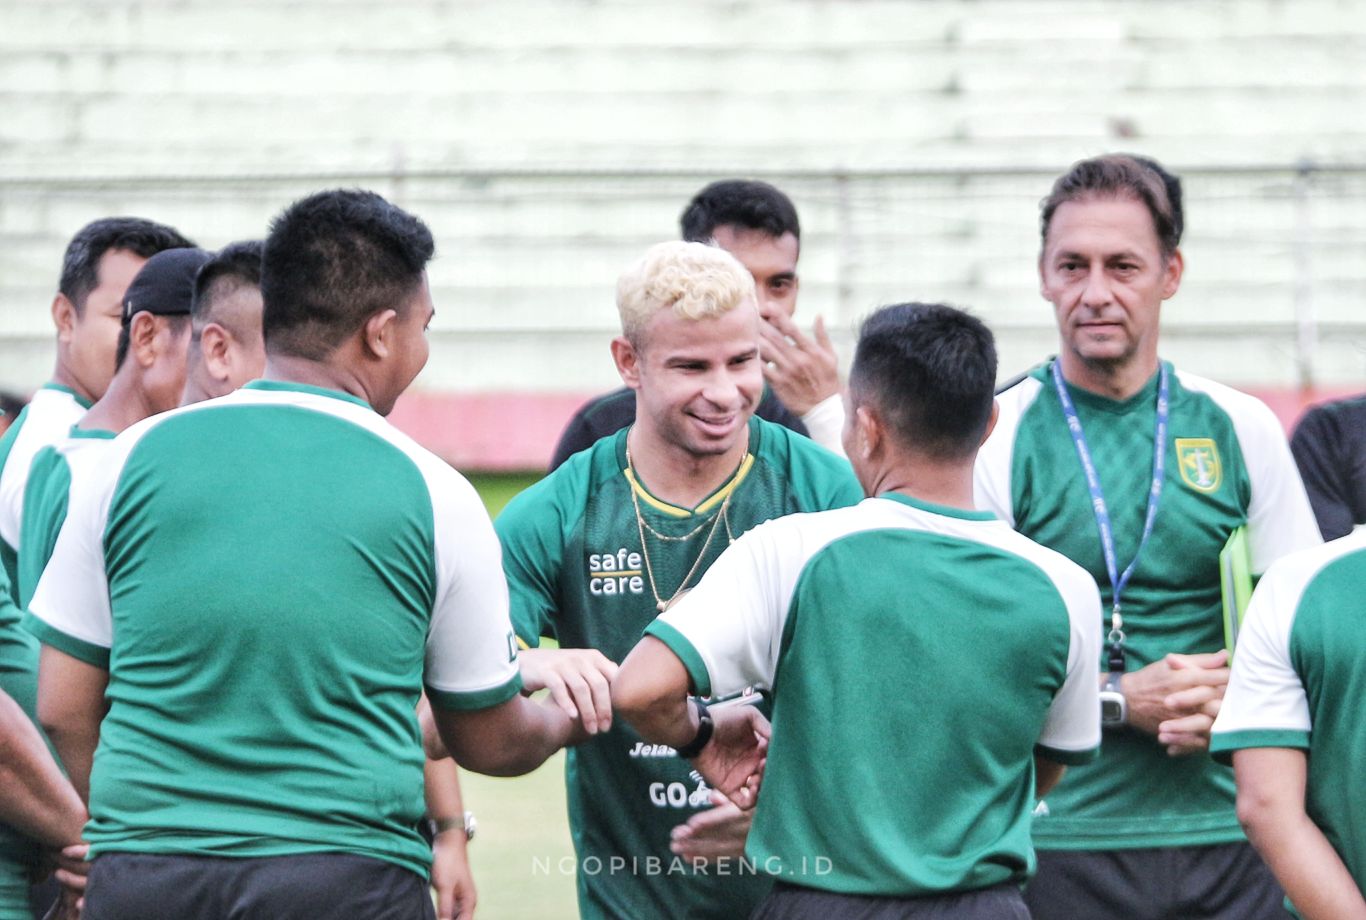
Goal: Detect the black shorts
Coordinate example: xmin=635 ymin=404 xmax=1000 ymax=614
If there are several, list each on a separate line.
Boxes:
xmin=83 ymin=851 xmax=436 ymax=920
xmin=1024 ymin=842 xmax=1286 ymax=920
xmin=750 ymin=881 xmax=1030 ymax=920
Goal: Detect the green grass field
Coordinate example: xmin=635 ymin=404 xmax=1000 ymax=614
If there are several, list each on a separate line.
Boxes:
xmin=461 ymin=473 xmax=579 ymax=919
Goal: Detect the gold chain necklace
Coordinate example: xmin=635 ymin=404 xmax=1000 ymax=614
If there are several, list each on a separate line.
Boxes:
xmin=626 ymin=447 xmax=742 ymax=612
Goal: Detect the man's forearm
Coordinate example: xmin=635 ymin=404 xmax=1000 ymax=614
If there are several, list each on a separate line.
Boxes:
xmin=612 ymin=636 xmax=703 ymax=749
xmin=1236 ymin=747 xmax=1366 ymax=920
xmin=436 ymin=695 xmax=581 ymax=778
xmin=1244 ymin=808 xmax=1366 ymax=920
xmin=619 ymin=692 xmax=698 ymax=750
xmin=0 ymin=692 xmax=86 ymax=846
xmin=37 ymin=646 xmax=109 ymax=804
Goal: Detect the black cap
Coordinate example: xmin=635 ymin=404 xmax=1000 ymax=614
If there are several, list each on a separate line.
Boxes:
xmin=122 ymin=248 xmax=213 ymax=324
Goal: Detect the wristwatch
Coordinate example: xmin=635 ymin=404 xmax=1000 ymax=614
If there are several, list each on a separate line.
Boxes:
xmin=427 ymin=811 xmax=477 ymax=843
xmin=1100 ymin=672 xmax=1127 ymax=728
xmin=674 ymin=699 xmax=715 ymax=759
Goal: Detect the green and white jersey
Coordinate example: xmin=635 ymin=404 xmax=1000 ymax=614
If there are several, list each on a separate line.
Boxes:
xmin=0 ymin=384 xmax=91 ymax=605
xmin=974 ymin=360 xmax=1321 ymax=850
xmin=650 ymin=493 xmax=1102 ymax=898
xmin=17 ymin=427 xmax=115 ymax=608
xmin=24 ymin=380 xmax=522 ymax=879
xmin=0 ymin=385 xmax=89 ymax=899
xmin=1211 ymin=531 xmax=1366 ymax=909
xmin=497 ymin=418 xmax=861 ymax=920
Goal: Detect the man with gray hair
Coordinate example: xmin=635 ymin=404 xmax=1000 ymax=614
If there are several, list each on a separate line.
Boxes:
xmin=495 ymin=240 xmax=860 ymax=919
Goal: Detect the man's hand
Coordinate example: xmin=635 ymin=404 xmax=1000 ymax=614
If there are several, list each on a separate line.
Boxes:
xmin=1120 ymin=650 xmax=1230 ymax=755
xmin=760 ymin=313 xmax=839 ymax=416
xmin=41 ymin=843 xmax=88 ymax=920
xmin=691 ymin=706 xmax=770 ymax=809
xmin=431 ymin=829 xmax=476 ymax=920
xmin=670 ymin=791 xmax=752 ymax=862
xmin=518 ymin=648 xmax=618 ymax=736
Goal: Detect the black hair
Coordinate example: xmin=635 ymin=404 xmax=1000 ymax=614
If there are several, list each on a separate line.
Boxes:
xmin=192 ymin=240 xmax=264 ymax=336
xmin=261 ymin=189 xmax=435 ymax=360
xmin=679 ymin=180 xmax=801 ymax=243
xmin=59 ymin=217 xmax=195 ymax=314
xmin=0 ymin=390 xmax=26 ymax=422
xmin=848 ymin=303 xmax=998 ymax=460
xmin=1040 ymin=154 xmax=1183 ymax=258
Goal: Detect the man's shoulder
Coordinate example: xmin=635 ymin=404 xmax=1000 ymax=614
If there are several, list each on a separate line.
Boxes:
xmin=1172 ymin=368 xmax=1278 ymax=431
xmin=0 ymin=388 xmax=86 ymax=475
xmin=1293 ymin=393 xmax=1366 ymax=444
xmin=498 ymin=433 xmax=617 ymax=541
xmin=1265 ymin=529 xmax=1366 ymax=606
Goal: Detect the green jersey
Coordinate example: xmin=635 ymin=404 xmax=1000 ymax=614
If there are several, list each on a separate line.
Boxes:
xmin=497 ymin=418 xmax=861 ymax=920
xmin=17 ymin=427 xmax=115 ymax=608
xmin=650 ymin=493 xmax=1103 ymax=897
xmin=974 ymin=361 xmax=1321 ymax=850
xmin=0 ymin=384 xmax=89 ymax=906
xmin=0 ymin=384 xmax=90 ymax=602
xmin=1212 ymin=531 xmax=1366 ymax=916
xmin=24 ymin=381 xmax=523 ymax=879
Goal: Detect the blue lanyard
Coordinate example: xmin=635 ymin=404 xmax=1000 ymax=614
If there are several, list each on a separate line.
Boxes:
xmin=1050 ymin=361 xmax=1170 ymax=671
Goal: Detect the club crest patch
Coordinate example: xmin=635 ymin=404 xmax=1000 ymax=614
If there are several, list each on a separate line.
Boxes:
xmin=1176 ymin=438 xmax=1222 ymax=493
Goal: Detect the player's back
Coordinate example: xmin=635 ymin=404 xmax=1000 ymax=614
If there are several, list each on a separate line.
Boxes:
xmin=39 ymin=381 xmax=455 ymax=878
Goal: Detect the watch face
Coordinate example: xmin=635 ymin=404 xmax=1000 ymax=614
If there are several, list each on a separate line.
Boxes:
xmin=1100 ymin=695 xmax=1124 ymax=724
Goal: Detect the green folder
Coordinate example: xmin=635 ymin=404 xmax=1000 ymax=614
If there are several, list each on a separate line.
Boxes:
xmin=1220 ymin=526 xmax=1254 ymax=658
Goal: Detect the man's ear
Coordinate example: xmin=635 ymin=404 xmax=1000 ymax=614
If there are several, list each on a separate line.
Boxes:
xmin=980 ymin=398 xmax=1000 ymax=447
xmin=362 ymin=309 xmax=399 ymax=359
xmin=611 ymin=336 xmax=642 ymax=390
xmin=854 ymin=404 xmax=883 ymax=461
xmin=1161 ymin=248 xmax=1185 ymax=300
xmin=52 ymin=294 xmax=77 ymax=343
xmin=200 ymin=323 xmax=231 ymax=382
xmin=129 ymin=313 xmax=160 ymax=368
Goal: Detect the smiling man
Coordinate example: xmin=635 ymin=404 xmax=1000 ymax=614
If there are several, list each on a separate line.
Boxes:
xmin=974 ymin=154 xmax=1321 ymax=920
xmin=548 ymin=180 xmax=846 ymax=467
xmin=496 ymin=240 xmax=860 ymax=920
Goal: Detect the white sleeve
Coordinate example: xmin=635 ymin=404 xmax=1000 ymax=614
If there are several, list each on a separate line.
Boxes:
xmin=423 ymin=473 xmax=522 ymax=710
xmin=649 ymin=519 xmax=800 ymax=698
xmin=799 ymin=394 xmax=847 ymax=457
xmin=1036 ymin=563 xmax=1103 ymax=760
xmin=1232 ymin=393 xmax=1323 ymax=573
xmin=973 ymin=379 xmax=1039 ymax=526
xmin=26 ymin=458 xmax=116 ymax=666
xmin=1212 ymin=562 xmax=1311 ymax=744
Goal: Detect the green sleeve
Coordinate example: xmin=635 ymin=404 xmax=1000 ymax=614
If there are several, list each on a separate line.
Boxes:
xmin=494 ymin=464 xmax=587 ymax=647
xmin=786 ymin=430 xmax=864 ymax=511
xmin=17 ymin=448 xmax=70 ymax=609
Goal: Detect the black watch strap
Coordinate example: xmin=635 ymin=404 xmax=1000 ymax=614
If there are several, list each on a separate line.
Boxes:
xmin=675 ymin=699 xmax=714 ymax=759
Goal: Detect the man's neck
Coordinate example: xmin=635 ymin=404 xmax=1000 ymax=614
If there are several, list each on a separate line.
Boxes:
xmin=626 ymin=426 xmax=749 ymax=509
xmin=262 ymin=355 xmax=370 ymax=403
xmin=1058 ymin=351 xmax=1159 ymax=402
xmin=49 ymin=362 xmax=97 ymax=407
xmin=869 ymin=456 xmax=977 ymax=512
xmin=79 ymin=372 xmax=158 ymax=435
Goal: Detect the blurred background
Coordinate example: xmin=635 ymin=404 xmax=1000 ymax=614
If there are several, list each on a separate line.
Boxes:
xmin=4 ymin=0 xmax=1366 ymax=470
xmin=3 ymin=1 xmax=1364 ymax=915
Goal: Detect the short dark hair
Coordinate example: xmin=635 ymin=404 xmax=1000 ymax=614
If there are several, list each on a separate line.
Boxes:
xmin=193 ymin=240 xmax=264 ymax=337
xmin=1040 ymin=154 xmax=1183 ymax=258
xmin=679 ymin=180 xmax=800 ymax=243
xmin=59 ymin=217 xmax=195 ymax=314
xmin=848 ymin=303 xmax=998 ymax=460
xmin=262 ymin=189 xmax=435 ymax=360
